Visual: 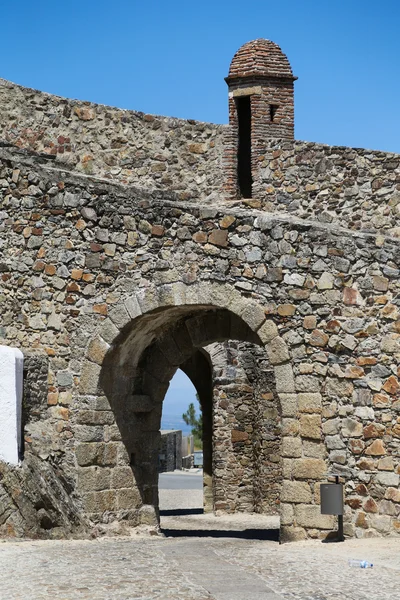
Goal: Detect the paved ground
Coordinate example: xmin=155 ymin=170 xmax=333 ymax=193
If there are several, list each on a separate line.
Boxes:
xmin=1 ymin=471 xmax=399 ymax=599
xmin=1 ymin=535 xmax=400 ymax=599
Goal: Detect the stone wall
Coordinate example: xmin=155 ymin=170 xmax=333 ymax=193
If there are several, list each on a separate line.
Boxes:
xmin=251 ymin=141 xmax=400 ymax=236
xmin=1 ymin=51 xmax=400 ymax=543
xmin=211 ymin=341 xmax=280 ymax=515
xmin=1 ymin=139 xmax=400 ymax=540
xmin=159 ymin=430 xmax=182 ymax=473
xmin=1 ymin=78 xmax=399 ymax=228
xmin=0 ymin=79 xmax=224 ymax=202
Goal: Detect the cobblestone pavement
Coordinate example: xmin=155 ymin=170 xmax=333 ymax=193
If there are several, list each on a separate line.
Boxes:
xmin=1 ymin=534 xmax=400 ymax=600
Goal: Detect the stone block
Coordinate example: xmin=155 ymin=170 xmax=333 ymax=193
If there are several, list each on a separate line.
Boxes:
xmin=136 ymin=288 xmax=160 ymax=313
xmin=280 ymin=503 xmax=294 ymax=526
xmin=257 ymin=319 xmax=278 ymax=344
xmin=104 ymin=424 xmax=122 ymax=442
xmin=57 ymin=370 xmax=73 ymax=387
xmin=294 ymin=504 xmax=334 ymax=529
xmin=341 ymin=417 xmax=363 ymax=438
xmin=86 ymin=336 xmax=109 ymax=365
xmin=303 ymin=315 xmax=317 ymax=330
xmin=157 ymin=336 xmax=185 ymax=366
xmin=79 ymin=361 xmax=101 ymax=395
xmin=303 ymin=440 xmax=326 ymax=459
xmin=109 ymin=305 xmax=131 ymax=330
xmin=365 ymin=439 xmax=386 ymax=456
xmin=282 ymin=459 xmax=293 ymax=479
xmin=363 ymin=423 xmax=385 ymax=438
xmin=100 ymin=318 xmax=120 ymax=344
xmin=295 ymin=375 xmax=320 ymax=392
xmin=117 ymin=444 xmax=130 ymax=465
xmin=317 ymin=272 xmax=334 ymax=290
xmin=322 ymin=418 xmax=340 ymax=435
xmin=325 ymin=434 xmax=345 ymax=450
xmin=274 ymin=363 xmax=296 ymax=393
xmin=116 ymin=487 xmax=142 ymax=510
xmin=124 ymin=295 xmax=142 ymax=320
xmin=309 ymin=329 xmax=329 ymax=347
xmin=374 ymin=472 xmax=399 ymax=487
xmin=96 ymin=396 xmax=112 ymax=411
xmin=279 ymin=394 xmax=298 ymax=417
xmin=385 ymin=487 xmax=400 ymax=502
xmin=282 ymin=418 xmax=300 ymax=437
xmin=281 ymin=480 xmax=312 ymax=503
xmin=379 ymin=499 xmax=397 ymax=516
xmin=111 ymin=467 xmax=135 ymax=489
xmin=282 ymin=437 xmax=302 ymax=458
xmin=76 ymin=442 xmax=105 ymax=466
xmin=240 ymin=302 xmax=266 ymax=331
xmin=300 ymin=414 xmax=321 ymax=440
xmin=83 ymin=490 xmax=116 ymax=513
xmin=298 ymin=393 xmax=322 ymax=414
xmin=267 ymin=336 xmax=290 ymax=365
xmin=75 ymin=425 xmax=104 ymax=443
xmin=369 ymin=514 xmax=391 ymax=534
xmin=277 ymin=304 xmax=296 ymax=316
xmin=231 ymin=429 xmax=249 ymax=442
xmin=76 ymin=442 xmax=118 ymax=467
xmin=78 ymin=467 xmax=111 ymax=492
xmin=77 ymin=410 xmax=115 ymax=426
xmin=325 ymin=378 xmax=354 ymax=398
xmin=292 ymin=458 xmax=326 ymax=480
xmin=362 ymin=497 xmax=377 ymax=513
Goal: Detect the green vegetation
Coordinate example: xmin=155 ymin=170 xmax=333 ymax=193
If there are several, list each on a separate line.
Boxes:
xmin=182 ymin=399 xmax=202 ymax=449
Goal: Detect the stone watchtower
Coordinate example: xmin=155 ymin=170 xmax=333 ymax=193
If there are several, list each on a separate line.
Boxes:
xmin=224 ymin=39 xmax=297 ymax=199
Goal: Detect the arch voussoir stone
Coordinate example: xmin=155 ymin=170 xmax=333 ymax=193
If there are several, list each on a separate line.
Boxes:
xmin=86 ymin=336 xmax=110 ymax=366
xmin=267 ymin=336 xmax=291 ymax=365
xmin=257 ymin=319 xmax=279 ymax=344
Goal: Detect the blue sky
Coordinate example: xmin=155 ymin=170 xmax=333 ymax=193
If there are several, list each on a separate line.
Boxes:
xmin=2 ymin=1 xmax=399 ymax=424
xmin=1 ymin=1 xmax=399 ymax=152
xmin=161 ymin=370 xmax=199 ymax=432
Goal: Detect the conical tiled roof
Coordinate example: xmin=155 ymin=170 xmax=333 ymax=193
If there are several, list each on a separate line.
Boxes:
xmin=227 ymin=39 xmax=295 ymax=81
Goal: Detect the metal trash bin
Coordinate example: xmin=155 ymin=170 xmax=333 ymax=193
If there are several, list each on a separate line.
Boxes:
xmin=320 ymin=483 xmax=344 ymax=515
xmin=320 ymin=474 xmax=344 ymax=541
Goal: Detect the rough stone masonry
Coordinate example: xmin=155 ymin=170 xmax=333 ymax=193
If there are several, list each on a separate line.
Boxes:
xmin=0 ymin=38 xmax=400 ymax=542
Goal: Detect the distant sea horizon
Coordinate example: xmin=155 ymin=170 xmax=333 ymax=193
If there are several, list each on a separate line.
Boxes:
xmin=160 ymin=414 xmax=193 ymax=434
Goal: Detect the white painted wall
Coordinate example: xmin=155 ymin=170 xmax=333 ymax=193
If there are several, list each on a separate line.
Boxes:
xmin=0 ymin=346 xmax=23 ymax=465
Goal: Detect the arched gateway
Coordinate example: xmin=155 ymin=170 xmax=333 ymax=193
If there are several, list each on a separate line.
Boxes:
xmin=77 ymin=281 xmax=291 ymax=534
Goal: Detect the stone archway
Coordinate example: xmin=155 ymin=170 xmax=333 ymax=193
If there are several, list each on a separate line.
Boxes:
xmin=77 ymin=282 xmax=295 ymax=535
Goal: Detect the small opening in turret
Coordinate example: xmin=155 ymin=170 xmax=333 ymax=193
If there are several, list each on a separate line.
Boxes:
xmin=270 ymin=104 xmax=279 ymax=122
xmin=236 ymin=96 xmax=252 ymax=198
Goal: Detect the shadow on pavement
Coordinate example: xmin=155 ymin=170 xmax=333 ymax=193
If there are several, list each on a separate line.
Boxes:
xmin=160 ymin=508 xmax=204 ymax=516
xmin=160 ymin=528 xmax=280 ymax=541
